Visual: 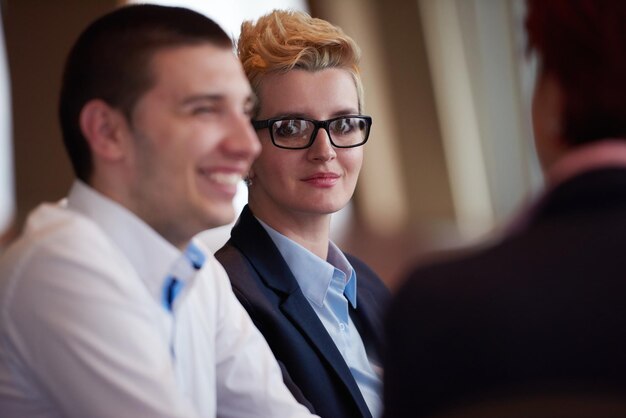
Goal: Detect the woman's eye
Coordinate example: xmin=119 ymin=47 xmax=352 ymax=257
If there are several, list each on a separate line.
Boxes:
xmin=275 ymin=120 xmax=306 ymax=137
xmin=333 ymin=118 xmax=355 ymax=135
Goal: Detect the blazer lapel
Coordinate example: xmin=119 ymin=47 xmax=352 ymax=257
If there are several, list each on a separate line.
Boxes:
xmin=231 ymin=206 xmax=372 ymax=417
xmin=280 ymin=294 xmax=372 ymax=417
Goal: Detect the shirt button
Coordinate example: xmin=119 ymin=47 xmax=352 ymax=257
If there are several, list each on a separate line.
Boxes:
xmin=339 ymin=323 xmax=346 ymax=332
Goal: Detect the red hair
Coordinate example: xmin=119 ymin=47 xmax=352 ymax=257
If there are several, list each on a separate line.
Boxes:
xmin=525 ymin=0 xmax=626 ymax=145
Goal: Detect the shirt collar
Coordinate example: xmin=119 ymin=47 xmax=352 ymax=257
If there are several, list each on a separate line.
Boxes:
xmin=547 ymin=138 xmax=626 ymax=187
xmin=257 ymin=218 xmax=357 ymax=308
xmin=66 ymin=180 xmax=205 ymax=304
xmin=328 ymin=241 xmax=357 ymax=308
xmin=505 ymin=139 xmax=626 ymax=236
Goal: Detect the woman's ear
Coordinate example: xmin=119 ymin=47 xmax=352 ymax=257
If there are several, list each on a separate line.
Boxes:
xmin=79 ymin=99 xmax=128 ymax=162
xmin=245 ymin=167 xmax=256 ymax=186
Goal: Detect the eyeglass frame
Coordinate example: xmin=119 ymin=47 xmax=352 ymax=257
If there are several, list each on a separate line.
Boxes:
xmin=251 ymin=115 xmax=373 ymax=150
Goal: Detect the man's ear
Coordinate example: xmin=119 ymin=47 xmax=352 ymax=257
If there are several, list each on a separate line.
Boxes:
xmin=79 ymin=99 xmax=129 ymax=161
xmin=532 ymin=72 xmax=567 ymax=171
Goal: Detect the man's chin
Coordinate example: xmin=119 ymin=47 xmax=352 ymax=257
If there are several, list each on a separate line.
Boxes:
xmin=204 ymin=208 xmax=236 ymax=230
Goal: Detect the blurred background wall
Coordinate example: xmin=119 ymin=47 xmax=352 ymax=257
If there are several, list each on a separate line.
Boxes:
xmin=1 ymin=0 xmax=540 ymax=289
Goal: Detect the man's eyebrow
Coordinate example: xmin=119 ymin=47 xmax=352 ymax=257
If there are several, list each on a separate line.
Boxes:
xmin=180 ymin=94 xmax=224 ymax=105
xmin=181 ymin=94 xmax=257 ymax=109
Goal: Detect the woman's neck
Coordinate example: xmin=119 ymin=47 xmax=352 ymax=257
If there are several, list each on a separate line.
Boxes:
xmin=249 ymin=203 xmax=331 ymax=260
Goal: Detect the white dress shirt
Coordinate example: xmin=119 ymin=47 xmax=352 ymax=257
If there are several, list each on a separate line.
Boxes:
xmin=0 ymin=181 xmax=316 ymax=418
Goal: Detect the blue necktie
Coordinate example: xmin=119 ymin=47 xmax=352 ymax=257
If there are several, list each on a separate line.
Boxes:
xmin=162 ymin=241 xmax=206 ymax=312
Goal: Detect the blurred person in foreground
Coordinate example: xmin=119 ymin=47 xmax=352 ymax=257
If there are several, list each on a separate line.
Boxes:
xmin=383 ymin=1 xmax=626 ymax=417
xmin=0 ymin=4 xmax=317 ymax=417
xmin=214 ymin=10 xmax=389 ymax=418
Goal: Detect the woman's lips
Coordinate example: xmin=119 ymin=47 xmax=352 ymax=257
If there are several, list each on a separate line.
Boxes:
xmin=301 ymin=173 xmax=340 ymax=187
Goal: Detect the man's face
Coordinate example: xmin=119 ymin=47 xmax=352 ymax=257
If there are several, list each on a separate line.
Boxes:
xmin=123 ymin=44 xmax=260 ymax=248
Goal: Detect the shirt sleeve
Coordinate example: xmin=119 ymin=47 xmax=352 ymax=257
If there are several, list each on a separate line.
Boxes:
xmin=2 ymin=226 xmax=202 ymax=418
xmin=207 ymin=256 xmax=318 ymax=418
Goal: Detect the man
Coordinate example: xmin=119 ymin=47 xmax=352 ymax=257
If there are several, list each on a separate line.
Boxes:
xmin=383 ymin=1 xmax=626 ymax=417
xmin=0 ymin=5 xmax=316 ymax=417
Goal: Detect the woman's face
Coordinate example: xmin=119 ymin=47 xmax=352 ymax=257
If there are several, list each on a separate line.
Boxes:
xmin=249 ymin=68 xmax=364 ymax=223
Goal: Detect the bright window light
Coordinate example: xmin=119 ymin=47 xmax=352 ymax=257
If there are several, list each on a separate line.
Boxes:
xmin=127 ymin=0 xmax=308 ymax=40
xmin=0 ymin=11 xmax=14 ymax=237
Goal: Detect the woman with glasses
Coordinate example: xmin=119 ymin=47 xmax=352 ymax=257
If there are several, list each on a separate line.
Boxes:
xmin=215 ymin=10 xmax=389 ymax=418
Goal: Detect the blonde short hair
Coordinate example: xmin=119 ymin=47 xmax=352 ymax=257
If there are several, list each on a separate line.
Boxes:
xmin=238 ymin=9 xmax=363 ymax=115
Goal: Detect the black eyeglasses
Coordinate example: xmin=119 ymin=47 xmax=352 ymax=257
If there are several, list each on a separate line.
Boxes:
xmin=252 ymin=115 xmax=372 ymax=149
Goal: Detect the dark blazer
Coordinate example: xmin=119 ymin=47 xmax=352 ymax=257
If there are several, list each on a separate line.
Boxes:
xmin=216 ymin=205 xmax=390 ymax=418
xmin=383 ymin=168 xmax=626 ymax=418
